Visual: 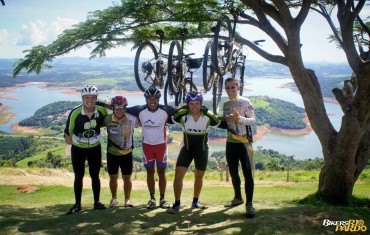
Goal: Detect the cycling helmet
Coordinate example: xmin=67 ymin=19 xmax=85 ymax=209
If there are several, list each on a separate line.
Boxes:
xmin=144 ymin=87 xmax=161 ymax=98
xmin=111 ymin=96 xmax=128 ymax=107
xmin=81 ymin=85 xmax=98 ymax=97
xmin=185 ymin=91 xmax=203 ymax=102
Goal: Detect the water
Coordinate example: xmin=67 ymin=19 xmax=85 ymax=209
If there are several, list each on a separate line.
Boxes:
xmin=0 ymin=78 xmax=343 ymax=159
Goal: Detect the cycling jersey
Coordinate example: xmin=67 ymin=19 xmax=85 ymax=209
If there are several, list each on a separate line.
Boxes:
xmin=172 ymin=109 xmax=220 ymax=151
xmin=222 ymin=96 xmax=255 ymax=143
xmin=65 ymin=104 xmax=108 ymax=148
xmin=126 ymin=104 xmax=176 ymax=145
xmin=104 ymin=113 xmax=139 ymax=156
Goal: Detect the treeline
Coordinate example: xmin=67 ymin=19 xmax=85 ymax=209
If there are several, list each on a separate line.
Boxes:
xmin=18 ymin=101 xmax=81 ymax=130
xmin=252 ymin=96 xmax=306 ymax=129
xmin=0 ymin=136 xmax=64 ymax=166
xmin=19 ymin=96 xmax=306 ymax=138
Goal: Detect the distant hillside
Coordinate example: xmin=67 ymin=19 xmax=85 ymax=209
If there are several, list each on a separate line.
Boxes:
xmin=0 ymin=57 xmax=351 ymax=98
xmin=20 ymin=96 xmax=307 ymax=135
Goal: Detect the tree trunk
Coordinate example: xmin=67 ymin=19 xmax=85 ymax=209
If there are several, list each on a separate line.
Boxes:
xmin=290 ymin=62 xmax=370 ymax=204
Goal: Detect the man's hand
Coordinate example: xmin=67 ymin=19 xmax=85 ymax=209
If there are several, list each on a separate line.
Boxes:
xmin=229 ymin=109 xmax=240 ymax=123
xmin=64 ymin=133 xmax=72 ymax=145
xmin=201 ymin=105 xmax=208 ymax=115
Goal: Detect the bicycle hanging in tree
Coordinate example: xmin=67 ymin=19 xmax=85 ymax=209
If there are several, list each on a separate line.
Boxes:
xmin=134 ymin=30 xmax=168 ymax=92
xmin=203 ymin=36 xmax=222 ymax=114
xmin=164 ymin=28 xmax=202 ymax=106
xmin=211 ymin=12 xmax=264 ymax=114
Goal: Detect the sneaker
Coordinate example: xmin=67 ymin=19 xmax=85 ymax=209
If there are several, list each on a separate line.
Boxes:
xmin=246 ymin=203 xmax=256 ymax=218
xmin=159 ymin=199 xmax=170 ymax=208
xmin=66 ymin=204 xmax=82 ymax=215
xmin=94 ymin=201 xmax=107 ymax=210
xmin=146 ymin=199 xmax=156 ymax=209
xmin=191 ymin=201 xmax=206 ymax=209
xmin=167 ymin=204 xmax=182 ymax=214
xmin=109 ymin=198 xmax=118 ymax=207
xmin=125 ymin=199 xmax=134 ymax=208
xmin=224 ymin=198 xmax=244 ymax=208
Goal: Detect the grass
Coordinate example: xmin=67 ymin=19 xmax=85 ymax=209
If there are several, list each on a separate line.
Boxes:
xmin=1 ymin=168 xmax=369 ymax=234
xmin=16 ymin=146 xmax=65 ymax=167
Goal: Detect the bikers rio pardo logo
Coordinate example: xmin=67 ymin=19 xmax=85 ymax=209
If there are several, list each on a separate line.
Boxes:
xmin=323 ymin=219 xmax=367 ymax=233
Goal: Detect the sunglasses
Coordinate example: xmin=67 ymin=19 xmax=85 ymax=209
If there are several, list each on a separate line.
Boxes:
xmin=114 ymin=106 xmax=126 ymax=111
xmin=225 ymin=86 xmax=237 ymax=90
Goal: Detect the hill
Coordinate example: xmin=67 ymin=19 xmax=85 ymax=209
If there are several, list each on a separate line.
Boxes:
xmin=0 ymin=57 xmax=352 ymax=97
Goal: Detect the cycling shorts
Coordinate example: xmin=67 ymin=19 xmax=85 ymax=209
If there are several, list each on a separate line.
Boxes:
xmin=142 ymin=142 xmax=168 ymax=168
xmin=176 ymin=147 xmax=208 ymax=171
xmin=107 ymin=152 xmax=133 ymax=175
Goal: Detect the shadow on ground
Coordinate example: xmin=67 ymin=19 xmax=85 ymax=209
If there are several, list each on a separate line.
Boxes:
xmin=1 ymin=202 xmax=368 ymax=235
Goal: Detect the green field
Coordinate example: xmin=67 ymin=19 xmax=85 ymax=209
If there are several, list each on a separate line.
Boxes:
xmin=1 ymin=168 xmax=369 ymax=235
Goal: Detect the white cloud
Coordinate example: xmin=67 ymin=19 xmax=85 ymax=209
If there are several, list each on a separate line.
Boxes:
xmin=0 ymin=29 xmax=9 ymax=45
xmin=16 ymin=17 xmax=78 ymax=46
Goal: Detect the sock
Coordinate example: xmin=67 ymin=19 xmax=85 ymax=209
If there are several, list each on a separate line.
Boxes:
xmin=192 ymin=198 xmax=198 ymax=203
xmin=160 ymin=194 xmax=165 ymax=200
xmin=150 ymin=193 xmax=155 ymax=200
xmin=173 ymin=200 xmax=181 ymax=207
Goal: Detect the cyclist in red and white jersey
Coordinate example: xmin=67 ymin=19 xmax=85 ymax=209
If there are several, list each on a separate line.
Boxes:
xmin=126 ymin=86 xmax=177 ymax=209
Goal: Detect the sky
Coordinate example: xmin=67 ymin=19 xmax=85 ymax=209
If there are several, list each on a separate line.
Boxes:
xmin=0 ymin=0 xmax=368 ymax=63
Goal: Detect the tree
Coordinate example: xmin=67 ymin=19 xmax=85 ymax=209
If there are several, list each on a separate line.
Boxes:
xmin=12 ymin=0 xmax=370 ymax=205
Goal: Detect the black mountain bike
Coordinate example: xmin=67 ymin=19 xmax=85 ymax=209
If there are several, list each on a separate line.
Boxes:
xmin=211 ymin=13 xmax=264 ymax=113
xmin=134 ymin=30 xmax=168 ymax=92
xmin=164 ymin=28 xmax=202 ymax=106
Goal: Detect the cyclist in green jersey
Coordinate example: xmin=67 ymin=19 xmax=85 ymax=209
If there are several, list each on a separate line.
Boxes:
xmin=64 ymin=85 xmax=108 ymax=215
xmin=167 ymin=91 xmax=220 ymax=214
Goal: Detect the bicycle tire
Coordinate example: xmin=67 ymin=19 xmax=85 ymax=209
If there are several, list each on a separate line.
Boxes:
xmin=164 ymin=79 xmax=181 ymax=106
xmin=233 ymin=63 xmax=244 ymax=96
xmin=212 ymin=15 xmax=233 ymax=76
xmin=167 ymin=40 xmax=182 ymax=94
xmin=203 ymin=40 xmax=217 ymax=91
xmin=134 ymin=41 xmax=160 ymax=92
xmin=212 ymin=77 xmax=223 ymax=115
xmin=179 ymin=82 xmax=197 ymax=104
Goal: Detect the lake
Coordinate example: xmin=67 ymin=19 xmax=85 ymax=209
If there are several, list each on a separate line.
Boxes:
xmin=0 ymin=78 xmax=342 ymax=159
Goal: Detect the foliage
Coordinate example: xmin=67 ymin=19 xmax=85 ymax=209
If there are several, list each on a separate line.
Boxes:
xmin=18 ymin=101 xmax=80 ymax=129
xmin=0 ymin=135 xmax=65 ymax=164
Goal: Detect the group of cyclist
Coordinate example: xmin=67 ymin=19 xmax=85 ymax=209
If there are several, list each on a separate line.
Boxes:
xmin=64 ymin=76 xmax=256 ymax=218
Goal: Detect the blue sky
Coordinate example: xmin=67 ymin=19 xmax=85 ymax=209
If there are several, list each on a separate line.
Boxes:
xmin=0 ymin=0 xmax=367 ymax=62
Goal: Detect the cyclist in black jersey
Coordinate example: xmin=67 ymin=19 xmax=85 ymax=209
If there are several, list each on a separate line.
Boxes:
xmin=64 ymin=85 xmax=108 ymax=215
xmin=167 ymin=91 xmax=220 ymax=214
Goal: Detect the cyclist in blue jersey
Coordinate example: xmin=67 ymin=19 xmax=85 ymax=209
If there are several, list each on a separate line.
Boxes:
xmin=64 ymin=85 xmax=108 ymax=215
xmin=167 ymin=91 xmax=220 ymax=214
xmin=219 ymin=77 xmax=256 ymax=218
xmin=126 ymin=87 xmax=177 ymax=209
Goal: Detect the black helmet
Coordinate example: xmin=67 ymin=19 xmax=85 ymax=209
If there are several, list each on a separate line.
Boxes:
xmin=144 ymin=87 xmax=161 ymax=98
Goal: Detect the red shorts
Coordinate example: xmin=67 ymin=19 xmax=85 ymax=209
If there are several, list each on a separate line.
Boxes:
xmin=142 ymin=142 xmax=168 ymax=167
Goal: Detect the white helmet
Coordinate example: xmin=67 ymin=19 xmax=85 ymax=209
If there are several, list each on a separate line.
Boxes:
xmin=81 ymin=85 xmax=98 ymax=97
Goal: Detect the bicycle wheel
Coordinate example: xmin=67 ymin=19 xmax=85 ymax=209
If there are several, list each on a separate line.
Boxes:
xmin=167 ymin=40 xmax=182 ymax=94
xmin=164 ymin=79 xmax=180 ymax=106
xmin=134 ymin=41 xmax=160 ymax=92
xmin=212 ymin=15 xmax=233 ymax=76
xmin=212 ymin=76 xmax=223 ymax=115
xmin=203 ymin=40 xmax=218 ymax=91
xmin=233 ymin=63 xmax=244 ymax=96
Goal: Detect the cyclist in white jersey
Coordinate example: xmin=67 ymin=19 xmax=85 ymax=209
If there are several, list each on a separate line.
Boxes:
xmin=126 ymin=87 xmax=177 ymax=209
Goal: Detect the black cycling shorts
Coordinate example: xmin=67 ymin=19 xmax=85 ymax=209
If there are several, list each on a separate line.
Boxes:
xmin=107 ymin=151 xmax=133 ymax=175
xmin=176 ymin=147 xmax=208 ymax=171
